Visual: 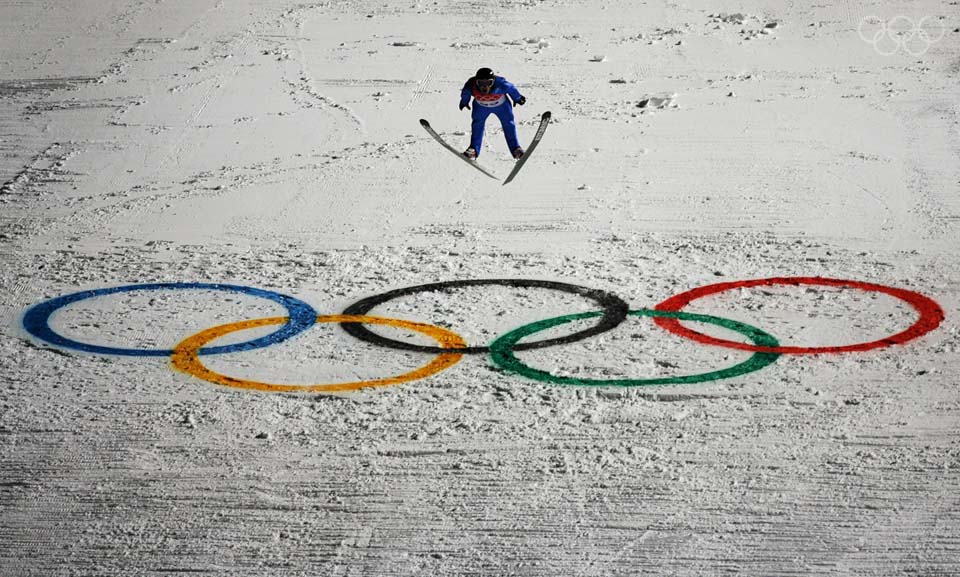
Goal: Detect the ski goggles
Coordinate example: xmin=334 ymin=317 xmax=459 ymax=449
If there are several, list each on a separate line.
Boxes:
xmin=476 ymin=77 xmax=494 ymax=89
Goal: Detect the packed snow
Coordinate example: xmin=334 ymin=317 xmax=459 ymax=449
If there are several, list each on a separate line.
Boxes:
xmin=1 ymin=0 xmax=959 ymax=575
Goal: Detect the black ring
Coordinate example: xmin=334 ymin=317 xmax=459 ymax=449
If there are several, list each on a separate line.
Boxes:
xmin=339 ymin=279 xmax=630 ymax=354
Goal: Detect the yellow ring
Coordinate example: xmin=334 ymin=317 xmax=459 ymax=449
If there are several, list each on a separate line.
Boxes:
xmin=171 ymin=314 xmax=466 ymax=393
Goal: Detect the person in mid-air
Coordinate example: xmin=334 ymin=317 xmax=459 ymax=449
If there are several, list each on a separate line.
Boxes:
xmin=459 ymin=67 xmax=527 ymax=160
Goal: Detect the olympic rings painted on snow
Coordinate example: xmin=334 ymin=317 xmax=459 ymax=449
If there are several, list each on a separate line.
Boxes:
xmin=858 ymin=15 xmax=946 ymax=56
xmin=171 ymin=315 xmax=466 ymax=393
xmin=490 ymin=309 xmax=781 ymax=387
xmin=22 ymin=283 xmax=318 ymax=357
xmin=653 ymin=277 xmax=945 ymax=355
xmin=21 ymin=276 xmax=944 ymax=393
xmin=341 ymin=279 xmax=630 ymax=354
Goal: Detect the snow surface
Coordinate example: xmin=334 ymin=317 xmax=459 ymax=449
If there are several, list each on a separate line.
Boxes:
xmin=1 ymin=0 xmax=959 ymax=575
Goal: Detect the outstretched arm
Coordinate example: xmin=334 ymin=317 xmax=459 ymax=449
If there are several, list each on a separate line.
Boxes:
xmin=459 ymin=80 xmax=473 ymax=109
xmin=500 ymin=78 xmax=525 ymax=103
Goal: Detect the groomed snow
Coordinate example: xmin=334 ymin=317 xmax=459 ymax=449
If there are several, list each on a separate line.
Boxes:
xmin=1 ymin=1 xmax=959 ymax=575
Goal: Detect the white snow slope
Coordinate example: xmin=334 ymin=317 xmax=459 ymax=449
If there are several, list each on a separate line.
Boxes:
xmin=2 ymin=0 xmax=959 ymax=575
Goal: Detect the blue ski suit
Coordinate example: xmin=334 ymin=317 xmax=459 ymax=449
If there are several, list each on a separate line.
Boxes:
xmin=460 ymin=76 xmax=525 ymax=155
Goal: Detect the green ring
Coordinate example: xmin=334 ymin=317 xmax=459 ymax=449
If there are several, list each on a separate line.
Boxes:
xmin=489 ymin=309 xmax=781 ymax=387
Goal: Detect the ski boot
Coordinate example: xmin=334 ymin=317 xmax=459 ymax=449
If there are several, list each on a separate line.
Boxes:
xmin=512 ymin=147 xmax=525 ymax=160
xmin=463 ymin=147 xmax=477 ymax=160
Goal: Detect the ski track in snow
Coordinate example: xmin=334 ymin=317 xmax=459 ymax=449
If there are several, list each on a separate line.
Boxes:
xmin=2 ymin=1 xmax=960 ymax=575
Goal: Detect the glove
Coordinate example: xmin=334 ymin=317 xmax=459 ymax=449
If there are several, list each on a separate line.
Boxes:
xmin=513 ymin=96 xmax=526 ymax=107
xmin=459 ymin=101 xmax=470 ymax=110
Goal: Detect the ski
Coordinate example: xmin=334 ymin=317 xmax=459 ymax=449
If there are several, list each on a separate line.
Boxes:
xmin=503 ymin=111 xmax=551 ymax=186
xmin=419 ymin=118 xmax=499 ymax=180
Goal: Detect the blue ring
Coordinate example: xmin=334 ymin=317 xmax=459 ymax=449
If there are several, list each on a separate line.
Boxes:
xmin=22 ymin=283 xmax=318 ymax=357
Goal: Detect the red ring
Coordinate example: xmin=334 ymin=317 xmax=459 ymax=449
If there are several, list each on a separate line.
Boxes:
xmin=653 ymin=277 xmax=944 ymax=355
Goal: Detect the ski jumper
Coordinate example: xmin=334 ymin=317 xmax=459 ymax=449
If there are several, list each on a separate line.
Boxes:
xmin=460 ymin=76 xmax=525 ymax=155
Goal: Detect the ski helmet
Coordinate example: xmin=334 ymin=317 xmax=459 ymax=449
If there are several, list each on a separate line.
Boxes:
xmin=475 ymin=67 xmax=495 ymax=92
